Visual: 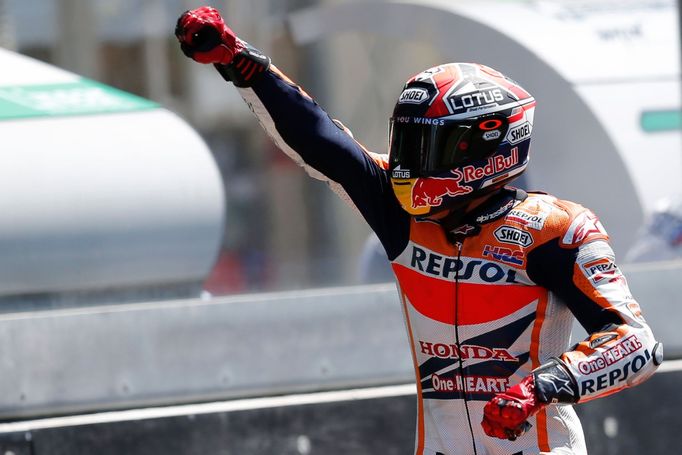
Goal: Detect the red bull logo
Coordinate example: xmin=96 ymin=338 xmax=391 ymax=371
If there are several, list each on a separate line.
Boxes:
xmin=462 ymin=147 xmax=519 ymax=182
xmin=411 ymin=169 xmax=473 ymax=209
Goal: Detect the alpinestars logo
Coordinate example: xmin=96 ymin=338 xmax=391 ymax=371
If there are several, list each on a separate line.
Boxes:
xmin=562 ymin=211 xmax=607 ymax=246
xmin=537 ymin=373 xmax=575 ymax=396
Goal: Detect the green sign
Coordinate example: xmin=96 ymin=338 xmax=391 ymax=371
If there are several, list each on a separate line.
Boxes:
xmin=0 ymin=79 xmax=158 ymax=121
xmin=641 ymin=110 xmax=682 ymax=133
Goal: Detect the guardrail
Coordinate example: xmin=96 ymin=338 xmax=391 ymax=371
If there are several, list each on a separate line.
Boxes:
xmin=0 ymin=261 xmax=679 ymax=419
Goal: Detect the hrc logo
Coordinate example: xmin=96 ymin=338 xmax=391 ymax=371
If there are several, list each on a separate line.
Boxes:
xmin=483 ymin=245 xmax=524 ymax=266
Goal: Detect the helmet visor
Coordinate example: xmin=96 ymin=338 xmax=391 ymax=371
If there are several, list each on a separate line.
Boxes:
xmin=388 ymin=116 xmax=507 ymax=174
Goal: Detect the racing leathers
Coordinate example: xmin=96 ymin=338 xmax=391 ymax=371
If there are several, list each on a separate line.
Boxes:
xmin=210 ymin=48 xmax=661 ymax=455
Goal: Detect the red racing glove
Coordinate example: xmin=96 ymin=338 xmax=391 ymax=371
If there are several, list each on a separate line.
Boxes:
xmin=174 ymin=6 xmax=244 ymax=65
xmin=482 ymin=359 xmax=579 ymax=441
xmin=481 ymin=375 xmax=541 ymax=440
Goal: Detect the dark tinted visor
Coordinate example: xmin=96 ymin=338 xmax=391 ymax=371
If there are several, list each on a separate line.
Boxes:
xmin=389 ymin=116 xmax=507 ymax=174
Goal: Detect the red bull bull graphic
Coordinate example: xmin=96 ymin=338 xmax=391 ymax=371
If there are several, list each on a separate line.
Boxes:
xmin=409 ymin=147 xmax=519 ymax=211
xmin=411 ymin=169 xmax=473 ymax=209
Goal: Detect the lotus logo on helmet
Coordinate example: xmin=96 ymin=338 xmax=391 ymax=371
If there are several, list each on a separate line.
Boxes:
xmin=399 ymin=88 xmax=430 ymax=105
xmin=392 ymin=166 xmax=411 ymax=179
xmin=449 ymin=88 xmax=504 ymax=114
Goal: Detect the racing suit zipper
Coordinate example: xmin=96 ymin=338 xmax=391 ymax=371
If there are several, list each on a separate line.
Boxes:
xmin=454 ymin=240 xmax=479 ymax=455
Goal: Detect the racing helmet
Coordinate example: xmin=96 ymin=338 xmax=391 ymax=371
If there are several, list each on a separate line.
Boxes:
xmin=389 ymin=63 xmax=536 ymax=216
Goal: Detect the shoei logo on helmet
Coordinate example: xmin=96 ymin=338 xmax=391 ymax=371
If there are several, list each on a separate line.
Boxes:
xmin=506 ymin=122 xmax=532 ymax=145
xmin=449 ymin=88 xmax=504 ymax=114
xmin=399 ymin=87 xmax=430 ymax=105
xmin=483 ymin=130 xmax=501 ymax=141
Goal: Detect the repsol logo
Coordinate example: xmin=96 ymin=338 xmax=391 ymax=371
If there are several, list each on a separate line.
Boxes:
xmin=507 ymin=208 xmax=549 ymax=230
xmin=419 ymin=341 xmax=518 ymax=361
xmin=580 ymin=349 xmax=651 ymax=395
xmin=399 ymin=87 xmax=430 ymax=104
xmin=494 ymin=226 xmax=534 ymax=247
xmin=506 ymin=122 xmax=532 ymax=144
xmin=410 ymin=246 xmax=519 ymax=283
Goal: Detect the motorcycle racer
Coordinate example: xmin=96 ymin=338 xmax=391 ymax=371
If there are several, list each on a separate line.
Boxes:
xmin=175 ymin=7 xmax=662 ymax=455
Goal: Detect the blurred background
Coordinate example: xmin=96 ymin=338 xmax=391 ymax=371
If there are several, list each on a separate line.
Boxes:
xmin=0 ymin=0 xmax=680 ymax=454
xmin=1 ymin=0 xmax=680 ymax=297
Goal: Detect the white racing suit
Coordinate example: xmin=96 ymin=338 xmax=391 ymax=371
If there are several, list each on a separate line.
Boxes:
xmin=216 ymin=51 xmax=662 ymax=455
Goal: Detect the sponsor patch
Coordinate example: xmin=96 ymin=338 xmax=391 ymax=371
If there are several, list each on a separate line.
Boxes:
xmin=398 ymin=87 xmax=430 ymax=104
xmin=411 ymin=169 xmax=473 ymax=209
xmin=579 ymin=348 xmax=651 ymax=395
xmin=580 ymin=257 xmax=623 ymax=285
xmin=409 ymin=245 xmax=520 ymax=283
xmin=448 ymin=87 xmax=505 ymax=114
xmin=475 ymin=199 xmax=516 ymax=224
xmin=431 ymin=373 xmax=510 ymax=394
xmin=483 ymin=245 xmax=525 ymax=266
xmin=393 ymin=116 xmax=445 ymax=126
xmin=506 ymin=201 xmax=551 ymax=230
xmin=494 ymin=226 xmax=534 ymax=247
xmin=579 ymin=335 xmax=643 ymax=375
xmin=506 ymin=121 xmax=532 ymax=144
xmin=451 ymin=224 xmax=478 ymax=236
xmin=482 ymin=130 xmax=501 ymax=141
xmin=536 ymin=372 xmax=576 ymax=396
xmin=419 ymin=341 xmax=518 ymax=362
xmin=562 ymin=211 xmax=608 ymax=245
xmin=392 ymin=167 xmax=411 ymax=179
xmin=462 ymin=147 xmax=519 ymax=183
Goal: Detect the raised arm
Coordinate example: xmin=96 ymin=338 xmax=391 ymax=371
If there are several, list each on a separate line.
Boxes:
xmin=175 ymin=7 xmax=408 ymax=257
